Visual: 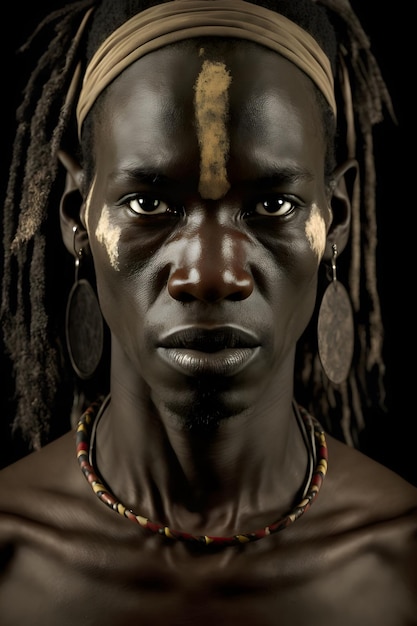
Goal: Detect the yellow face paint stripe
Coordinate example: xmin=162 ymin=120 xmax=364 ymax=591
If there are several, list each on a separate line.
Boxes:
xmin=194 ymin=59 xmax=231 ymax=200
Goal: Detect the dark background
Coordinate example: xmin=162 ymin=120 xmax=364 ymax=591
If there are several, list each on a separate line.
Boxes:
xmin=2 ymin=3 xmax=415 ymax=484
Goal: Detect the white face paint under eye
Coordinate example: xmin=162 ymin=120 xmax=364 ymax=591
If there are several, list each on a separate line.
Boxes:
xmin=95 ymin=204 xmax=121 ymax=270
xmin=305 ymin=203 xmax=326 ymax=260
xmin=194 ymin=59 xmax=232 ymax=200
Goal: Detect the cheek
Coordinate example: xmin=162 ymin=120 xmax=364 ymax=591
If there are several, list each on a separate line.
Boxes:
xmin=304 ymin=204 xmax=327 ymax=262
xmin=267 ymin=218 xmax=323 ymax=343
xmin=89 ymin=214 xmax=163 ymax=328
xmin=95 ymin=205 xmax=121 ymax=271
xmin=87 ymin=205 xmax=125 ymax=327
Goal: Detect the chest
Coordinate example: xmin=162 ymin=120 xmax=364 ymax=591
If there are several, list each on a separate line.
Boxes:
xmin=1 ymin=525 xmax=411 ymax=626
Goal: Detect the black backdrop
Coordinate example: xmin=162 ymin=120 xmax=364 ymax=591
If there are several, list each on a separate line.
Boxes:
xmin=2 ymin=3 xmax=415 ymax=484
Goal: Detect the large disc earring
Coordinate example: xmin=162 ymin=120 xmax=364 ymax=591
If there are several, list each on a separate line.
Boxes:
xmin=65 ymin=226 xmax=104 ymax=379
xmin=317 ymin=244 xmax=354 ymax=385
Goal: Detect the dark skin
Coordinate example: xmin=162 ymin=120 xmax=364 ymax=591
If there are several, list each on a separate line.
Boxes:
xmin=0 ymin=41 xmax=416 ymax=626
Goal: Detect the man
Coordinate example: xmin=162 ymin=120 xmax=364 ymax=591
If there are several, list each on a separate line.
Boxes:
xmin=1 ymin=1 xmax=416 ymax=624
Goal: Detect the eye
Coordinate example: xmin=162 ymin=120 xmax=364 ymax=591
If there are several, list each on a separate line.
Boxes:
xmin=254 ymin=197 xmax=295 ymax=217
xmin=124 ymin=195 xmax=171 ymax=216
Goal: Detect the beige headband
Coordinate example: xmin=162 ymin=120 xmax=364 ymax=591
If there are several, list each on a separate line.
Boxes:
xmin=76 ymin=0 xmax=336 ymax=135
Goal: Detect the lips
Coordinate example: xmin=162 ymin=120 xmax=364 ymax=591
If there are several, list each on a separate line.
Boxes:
xmin=157 ymin=326 xmax=261 ymax=377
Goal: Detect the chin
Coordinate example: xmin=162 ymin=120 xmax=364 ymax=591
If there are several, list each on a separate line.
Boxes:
xmin=167 ymin=376 xmax=241 ymax=433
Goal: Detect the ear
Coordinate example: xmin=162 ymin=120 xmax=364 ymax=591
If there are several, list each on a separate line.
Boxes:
xmin=323 ymin=158 xmax=358 ymax=261
xmin=57 ymin=149 xmax=89 ymax=256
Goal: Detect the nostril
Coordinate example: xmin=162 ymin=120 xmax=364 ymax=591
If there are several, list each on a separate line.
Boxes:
xmin=167 ymin=267 xmax=200 ymax=301
xmin=228 ymin=275 xmax=253 ymax=301
xmin=167 ymin=266 xmax=253 ymax=303
xmin=166 ymin=226 xmax=254 ymax=303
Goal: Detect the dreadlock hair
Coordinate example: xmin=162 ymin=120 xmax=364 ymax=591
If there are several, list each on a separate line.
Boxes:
xmin=1 ymin=0 xmax=394 ymax=454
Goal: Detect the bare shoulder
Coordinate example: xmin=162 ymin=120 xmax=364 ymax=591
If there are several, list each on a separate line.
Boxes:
xmin=317 ymin=433 xmax=417 ymax=569
xmin=0 ymin=430 xmax=416 ymax=625
xmin=325 ymin=433 xmax=417 ymax=510
xmin=321 ymin=433 xmax=417 ymax=526
xmin=0 ymin=431 xmax=79 ymax=500
xmin=0 ymin=431 xmax=101 ymax=540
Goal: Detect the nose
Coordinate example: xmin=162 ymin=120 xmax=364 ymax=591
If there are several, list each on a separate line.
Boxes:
xmin=167 ymin=217 xmax=254 ymax=303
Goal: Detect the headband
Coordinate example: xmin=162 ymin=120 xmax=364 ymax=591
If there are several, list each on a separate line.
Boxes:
xmin=76 ymin=0 xmax=336 ymax=135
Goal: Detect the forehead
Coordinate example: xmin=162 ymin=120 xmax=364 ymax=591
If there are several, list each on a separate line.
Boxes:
xmin=92 ymin=39 xmax=325 ymax=181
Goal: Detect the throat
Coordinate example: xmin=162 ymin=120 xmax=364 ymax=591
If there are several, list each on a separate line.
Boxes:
xmin=76 ymin=397 xmax=327 ymax=547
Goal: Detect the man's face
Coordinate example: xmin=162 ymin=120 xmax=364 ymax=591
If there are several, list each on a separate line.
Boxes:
xmin=83 ymin=40 xmax=332 ymax=427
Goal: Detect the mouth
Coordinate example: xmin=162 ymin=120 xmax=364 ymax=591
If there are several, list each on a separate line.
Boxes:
xmin=157 ymin=326 xmax=261 ymax=377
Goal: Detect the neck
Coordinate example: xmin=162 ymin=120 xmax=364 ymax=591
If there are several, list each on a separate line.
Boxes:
xmin=92 ymin=383 xmax=309 ymax=537
xmin=76 ymin=398 xmax=327 ymax=545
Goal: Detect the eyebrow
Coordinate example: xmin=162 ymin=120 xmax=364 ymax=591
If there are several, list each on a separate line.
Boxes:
xmin=251 ymin=165 xmax=315 ymax=187
xmin=110 ymin=167 xmax=175 ymax=187
xmin=109 ymin=163 xmax=315 ymax=190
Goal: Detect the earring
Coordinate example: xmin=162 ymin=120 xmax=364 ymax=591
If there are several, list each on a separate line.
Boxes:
xmin=65 ymin=225 xmax=104 ymax=379
xmin=317 ymin=243 xmax=354 ymax=385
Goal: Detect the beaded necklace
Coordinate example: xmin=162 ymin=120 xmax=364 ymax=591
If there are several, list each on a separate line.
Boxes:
xmin=76 ymin=397 xmax=328 ymax=546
